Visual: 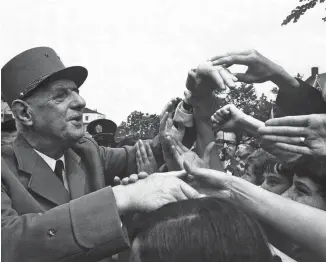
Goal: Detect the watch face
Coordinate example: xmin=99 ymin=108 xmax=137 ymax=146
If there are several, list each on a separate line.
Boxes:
xmin=95 ymin=124 xmax=103 ymax=134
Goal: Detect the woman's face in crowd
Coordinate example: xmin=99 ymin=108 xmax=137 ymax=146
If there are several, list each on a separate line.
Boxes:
xmin=261 ymin=171 xmax=292 ymax=195
xmin=282 ymin=175 xmax=326 ymax=210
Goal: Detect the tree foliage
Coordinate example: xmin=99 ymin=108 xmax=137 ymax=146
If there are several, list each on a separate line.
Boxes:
xmin=282 ymin=0 xmax=326 ymax=25
xmin=220 ymin=83 xmax=275 ymax=122
xmin=116 ymin=83 xmax=276 ymax=142
xmin=115 ymin=111 xmax=160 ymax=142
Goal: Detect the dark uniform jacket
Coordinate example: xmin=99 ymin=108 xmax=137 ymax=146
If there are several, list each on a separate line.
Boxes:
xmin=1 ymin=134 xmax=138 ymax=262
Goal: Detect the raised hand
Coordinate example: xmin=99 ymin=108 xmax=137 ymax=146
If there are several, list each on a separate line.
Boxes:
xmin=159 ymin=109 xmax=186 ymax=171
xmin=186 ymin=62 xmax=237 ymax=96
xmin=259 ymin=114 xmax=326 ymax=156
xmin=183 ymin=161 xmax=234 ymax=199
xmin=209 ymin=49 xmax=297 ymax=86
xmin=136 ymin=140 xmax=158 ymax=174
xmin=211 ymin=104 xmax=246 ymax=132
xmin=168 ymin=138 xmax=216 ymax=170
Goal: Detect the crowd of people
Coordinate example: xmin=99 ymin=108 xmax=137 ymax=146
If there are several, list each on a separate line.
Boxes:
xmin=1 ymin=47 xmax=326 ymax=262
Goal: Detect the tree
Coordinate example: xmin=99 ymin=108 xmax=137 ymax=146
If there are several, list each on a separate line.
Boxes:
xmin=282 ymin=0 xmax=326 ymax=25
xmin=115 ymin=111 xmax=160 ymax=142
xmin=219 ymin=83 xmax=276 ymax=122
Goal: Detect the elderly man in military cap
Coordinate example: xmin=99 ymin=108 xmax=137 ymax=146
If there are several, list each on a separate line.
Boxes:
xmin=87 ymin=118 xmax=117 ymax=147
xmin=1 ymin=47 xmax=201 ymax=262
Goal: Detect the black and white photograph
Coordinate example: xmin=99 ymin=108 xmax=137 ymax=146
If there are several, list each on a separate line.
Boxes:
xmin=1 ymin=0 xmax=326 ymax=261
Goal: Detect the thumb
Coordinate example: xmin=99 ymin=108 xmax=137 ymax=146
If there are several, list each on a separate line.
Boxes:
xmin=179 ymin=182 xmax=202 ymax=199
xmin=234 ymin=73 xmax=253 ymax=83
xmin=160 ymin=170 xmax=188 ymax=178
xmin=202 ymin=141 xmax=216 ymax=163
xmin=184 ymin=161 xmax=227 ymax=185
xmin=113 ymin=176 xmax=122 ymax=186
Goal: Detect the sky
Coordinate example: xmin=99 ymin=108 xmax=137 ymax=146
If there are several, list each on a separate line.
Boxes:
xmin=1 ymin=0 xmax=326 ymax=124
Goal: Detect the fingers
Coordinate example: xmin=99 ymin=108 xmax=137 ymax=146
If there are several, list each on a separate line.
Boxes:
xmin=209 ymin=50 xmax=252 ymax=62
xmin=264 ymin=115 xmax=310 ymax=127
xmin=128 ymin=174 xmax=139 ymax=183
xmin=113 ymin=176 xmax=122 ymax=186
xmin=179 ymin=182 xmax=201 ymax=199
xmin=186 ymin=70 xmax=197 ymax=92
xmin=258 ymin=126 xmax=307 ymax=136
xmin=160 ymin=98 xmax=177 ymax=119
xmin=233 ymin=73 xmax=254 ymax=83
xmin=122 ymin=177 xmax=130 ymax=185
xmin=136 ymin=144 xmax=144 ymax=167
xmin=273 ymin=143 xmax=312 ymax=155
xmin=211 ymin=54 xmax=250 ymax=67
xmin=184 ymin=90 xmax=192 ymax=104
xmin=207 ymin=69 xmax=226 ymax=91
xmin=168 ymin=137 xmax=183 ymax=154
xmin=145 ymin=142 xmax=155 ymax=160
xmin=160 ymin=170 xmax=188 ymax=178
xmin=159 ymin=112 xmax=169 ymax=134
xmin=170 ymin=143 xmax=184 ymax=168
xmin=138 ymin=171 xmax=149 ymax=179
xmin=202 ymin=141 xmax=217 ymax=163
xmin=261 ymin=135 xmax=306 ymax=145
xmin=219 ymin=67 xmax=238 ymax=88
xmin=176 ymin=140 xmax=189 ymax=153
xmin=184 ymin=160 xmax=226 ymax=183
xmin=166 ymin=114 xmax=174 ymax=131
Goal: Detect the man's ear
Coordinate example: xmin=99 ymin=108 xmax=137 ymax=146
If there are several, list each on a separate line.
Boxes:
xmin=11 ymin=99 xmax=34 ymax=127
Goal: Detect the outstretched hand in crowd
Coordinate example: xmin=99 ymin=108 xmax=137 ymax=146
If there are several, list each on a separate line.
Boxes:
xmin=167 ymin=137 xmax=216 ymax=170
xmin=259 ymin=114 xmax=326 ymax=156
xmin=183 ymin=160 xmax=233 ymax=199
xmin=209 ymin=49 xmax=299 ymax=88
xmin=136 ymin=140 xmax=158 ymax=174
xmin=211 ymin=104 xmax=247 ymax=132
xmin=159 ymin=100 xmax=187 ymax=171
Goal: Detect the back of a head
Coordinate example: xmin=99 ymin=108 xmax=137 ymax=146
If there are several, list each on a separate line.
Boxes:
xmin=130 ymin=198 xmax=275 ymax=262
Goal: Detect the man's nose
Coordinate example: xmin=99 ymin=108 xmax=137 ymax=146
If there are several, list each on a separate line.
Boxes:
xmin=70 ymin=91 xmax=86 ymax=110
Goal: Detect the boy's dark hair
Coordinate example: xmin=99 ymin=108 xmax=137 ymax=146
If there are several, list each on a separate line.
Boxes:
xmin=130 ymin=198 xmax=276 ymax=262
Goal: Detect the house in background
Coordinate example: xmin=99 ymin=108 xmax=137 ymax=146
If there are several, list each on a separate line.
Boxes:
xmin=305 ymin=67 xmax=326 ymax=92
xmin=83 ymin=108 xmax=105 ymax=132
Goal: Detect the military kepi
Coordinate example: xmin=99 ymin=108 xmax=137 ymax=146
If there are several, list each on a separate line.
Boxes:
xmin=87 ymin=119 xmax=117 ymax=137
xmin=1 ymin=47 xmax=88 ymax=106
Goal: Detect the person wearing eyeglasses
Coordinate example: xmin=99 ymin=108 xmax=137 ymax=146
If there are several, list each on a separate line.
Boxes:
xmin=214 ymin=131 xmax=241 ymax=174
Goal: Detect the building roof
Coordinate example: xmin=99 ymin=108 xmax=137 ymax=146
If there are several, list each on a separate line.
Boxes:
xmin=305 ymin=73 xmax=326 ymax=91
xmin=83 ymin=108 xmax=104 ymax=115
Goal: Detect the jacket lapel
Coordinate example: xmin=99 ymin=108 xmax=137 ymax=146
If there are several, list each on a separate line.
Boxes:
xmin=13 ymin=135 xmax=71 ymax=206
xmin=65 ymin=148 xmax=86 ymax=199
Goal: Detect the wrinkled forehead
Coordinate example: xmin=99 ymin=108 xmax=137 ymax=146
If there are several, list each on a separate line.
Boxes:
xmin=43 ymin=79 xmax=77 ymax=92
xmin=26 ymin=79 xmax=77 ymax=101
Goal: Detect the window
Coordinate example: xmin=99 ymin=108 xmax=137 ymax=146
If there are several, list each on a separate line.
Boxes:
xmin=85 ymin=116 xmax=89 ymax=121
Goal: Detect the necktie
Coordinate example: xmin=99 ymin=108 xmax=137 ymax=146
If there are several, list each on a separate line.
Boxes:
xmin=54 ymin=160 xmax=64 ymax=184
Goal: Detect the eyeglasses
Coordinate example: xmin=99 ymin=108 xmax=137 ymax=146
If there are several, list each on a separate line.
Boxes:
xmin=215 ymin=139 xmax=237 ymax=147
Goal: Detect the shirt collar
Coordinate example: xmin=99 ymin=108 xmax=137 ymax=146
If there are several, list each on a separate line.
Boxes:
xmin=33 ymin=149 xmax=65 ymax=172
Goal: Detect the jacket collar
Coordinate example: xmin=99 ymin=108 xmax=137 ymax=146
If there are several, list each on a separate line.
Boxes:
xmin=13 ymin=134 xmax=71 ymax=206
